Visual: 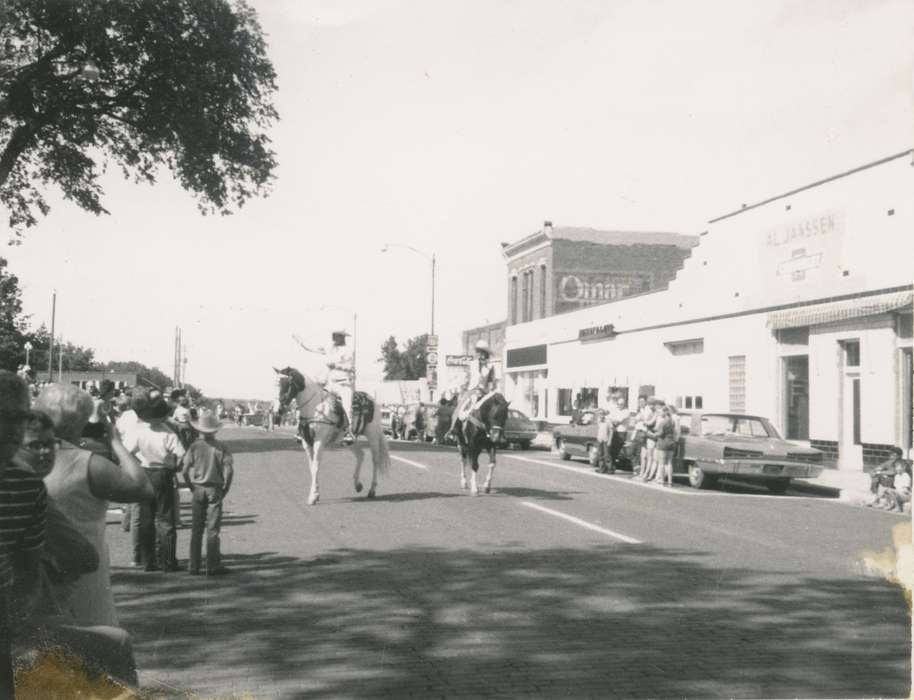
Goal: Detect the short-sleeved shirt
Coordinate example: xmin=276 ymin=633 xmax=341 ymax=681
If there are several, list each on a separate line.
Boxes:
xmin=123 ymin=421 xmax=185 ymax=469
xmin=182 ymin=439 xmax=233 ymax=487
xmin=0 ymin=467 xmax=47 ymax=589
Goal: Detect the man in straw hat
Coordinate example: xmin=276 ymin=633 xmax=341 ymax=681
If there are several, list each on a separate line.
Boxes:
xmin=181 ymin=409 xmax=233 ymax=576
xmin=300 ymin=329 xmax=356 ymax=445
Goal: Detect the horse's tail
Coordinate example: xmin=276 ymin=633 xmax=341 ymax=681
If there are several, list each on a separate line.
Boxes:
xmin=377 ymin=431 xmax=390 ymax=476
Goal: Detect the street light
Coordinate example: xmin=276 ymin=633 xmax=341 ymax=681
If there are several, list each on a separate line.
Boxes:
xmin=380 ymin=243 xmax=437 ymax=399
xmin=380 ymin=243 xmax=436 ymax=338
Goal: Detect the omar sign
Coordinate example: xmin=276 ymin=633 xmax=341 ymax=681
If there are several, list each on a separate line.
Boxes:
xmin=578 ymin=323 xmax=617 ymax=341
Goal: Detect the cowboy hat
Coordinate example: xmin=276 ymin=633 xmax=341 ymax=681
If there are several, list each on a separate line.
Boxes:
xmin=191 ymin=409 xmax=222 ymax=434
xmin=137 ymin=394 xmax=170 ymax=422
xmin=474 ymin=339 xmax=490 ymax=353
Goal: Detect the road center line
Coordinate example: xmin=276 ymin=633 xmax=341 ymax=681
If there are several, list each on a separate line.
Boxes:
xmin=520 ymin=501 xmax=642 ymax=544
xmin=391 ymin=455 xmax=430 ymax=471
xmin=504 ymin=454 xmax=704 ymax=495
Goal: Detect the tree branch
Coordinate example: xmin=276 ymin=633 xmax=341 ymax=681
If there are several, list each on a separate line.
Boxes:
xmin=0 ymin=124 xmax=34 ymax=189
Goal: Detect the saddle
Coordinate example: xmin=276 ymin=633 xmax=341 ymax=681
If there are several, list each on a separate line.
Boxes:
xmin=335 ymin=391 xmax=374 ymax=434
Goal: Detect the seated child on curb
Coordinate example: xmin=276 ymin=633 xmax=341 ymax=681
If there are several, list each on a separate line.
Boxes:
xmin=877 ymin=460 xmax=912 ymax=512
xmin=181 ymin=409 xmax=234 ymax=576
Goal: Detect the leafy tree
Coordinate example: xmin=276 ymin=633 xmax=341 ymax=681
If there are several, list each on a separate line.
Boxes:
xmin=0 ymin=0 xmax=278 ymax=238
xmin=23 ymin=324 xmax=96 ymax=374
xmin=0 ymin=257 xmax=28 ymax=370
xmin=96 ymin=360 xmax=172 ymax=390
xmin=379 ymin=334 xmax=428 ymax=381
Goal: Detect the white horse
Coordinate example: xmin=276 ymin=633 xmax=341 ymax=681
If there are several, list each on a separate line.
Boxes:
xmin=274 ymin=367 xmax=390 ymax=505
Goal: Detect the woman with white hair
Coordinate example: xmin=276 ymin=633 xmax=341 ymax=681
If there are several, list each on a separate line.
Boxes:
xmin=34 ymin=384 xmax=152 ymax=627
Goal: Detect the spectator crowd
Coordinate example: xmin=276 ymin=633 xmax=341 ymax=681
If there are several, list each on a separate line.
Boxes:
xmin=0 ymin=371 xmax=234 ymax=697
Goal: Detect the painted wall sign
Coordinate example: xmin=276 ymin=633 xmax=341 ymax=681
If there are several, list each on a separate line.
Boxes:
xmin=761 ymin=210 xmax=845 ymax=287
xmin=445 ymin=354 xmax=475 ymax=366
xmin=555 ymin=272 xmax=651 ymax=313
xmin=578 ymin=323 xmax=618 ymax=341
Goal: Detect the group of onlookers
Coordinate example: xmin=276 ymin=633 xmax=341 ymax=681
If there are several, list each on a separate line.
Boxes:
xmin=589 ymin=394 xmax=681 ymax=486
xmin=0 ymin=371 xmax=234 ymax=696
xmin=867 ymin=447 xmax=912 ymax=512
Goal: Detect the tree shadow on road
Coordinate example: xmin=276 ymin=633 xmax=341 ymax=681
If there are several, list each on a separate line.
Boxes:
xmin=486 ymin=486 xmax=582 ymax=501
xmin=336 ymin=491 xmax=463 ymax=504
xmin=112 ymin=541 xmax=910 ymax=699
xmin=222 ymin=436 xmax=302 ymax=455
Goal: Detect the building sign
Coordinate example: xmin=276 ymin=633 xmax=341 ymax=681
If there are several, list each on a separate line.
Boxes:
xmin=446 ymin=354 xmax=475 ymax=366
xmin=760 ymin=210 xmax=845 ymax=297
xmin=555 ymin=272 xmax=652 ymax=313
xmin=578 ymin=323 xmax=617 ymax=341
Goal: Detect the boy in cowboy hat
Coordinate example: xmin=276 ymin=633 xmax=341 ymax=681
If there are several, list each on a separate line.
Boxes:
xmin=181 ymin=409 xmax=233 ymax=576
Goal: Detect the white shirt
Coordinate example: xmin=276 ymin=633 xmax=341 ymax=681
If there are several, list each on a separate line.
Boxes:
xmin=172 ymin=406 xmax=191 ymax=424
xmin=895 ymin=471 xmax=912 ymax=496
xmin=327 ymin=345 xmax=354 ymax=386
xmin=123 ymin=421 xmax=185 ymax=469
xmin=115 ymin=409 xmax=138 ymax=443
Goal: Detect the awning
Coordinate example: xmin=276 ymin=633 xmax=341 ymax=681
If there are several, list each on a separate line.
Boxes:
xmin=767 ymin=290 xmax=913 ymax=330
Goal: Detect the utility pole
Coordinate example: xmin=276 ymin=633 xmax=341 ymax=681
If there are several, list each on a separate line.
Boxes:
xmin=48 ymin=290 xmax=56 ymax=381
xmin=182 ymin=344 xmax=188 ymax=388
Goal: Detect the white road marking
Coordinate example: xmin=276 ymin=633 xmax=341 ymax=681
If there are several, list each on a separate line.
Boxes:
xmin=504 ymin=454 xmax=704 ymax=495
xmin=391 ymin=455 xmax=430 ymax=471
xmin=520 ymin=502 xmax=642 ymax=544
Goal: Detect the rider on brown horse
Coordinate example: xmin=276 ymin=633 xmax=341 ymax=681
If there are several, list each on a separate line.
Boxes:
xmin=446 ymin=339 xmax=498 ymax=441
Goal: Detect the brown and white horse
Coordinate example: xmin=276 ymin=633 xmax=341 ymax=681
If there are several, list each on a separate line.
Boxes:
xmin=274 ymin=367 xmax=390 ymax=505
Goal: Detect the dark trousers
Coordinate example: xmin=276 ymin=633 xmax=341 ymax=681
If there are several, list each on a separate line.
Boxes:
xmin=139 ymin=468 xmax=177 ymax=571
xmin=189 ymin=485 xmax=223 ymax=574
xmin=0 ymin=593 xmax=13 ymax=699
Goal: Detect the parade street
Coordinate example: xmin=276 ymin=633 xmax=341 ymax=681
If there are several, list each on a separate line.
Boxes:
xmin=106 ymin=427 xmax=911 ymax=699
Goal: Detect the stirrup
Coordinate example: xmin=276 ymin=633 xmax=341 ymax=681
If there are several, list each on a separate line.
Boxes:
xmin=341 ymin=431 xmax=355 ymax=446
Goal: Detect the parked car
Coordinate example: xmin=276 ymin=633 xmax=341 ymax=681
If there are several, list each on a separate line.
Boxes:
xmin=504 ymin=408 xmax=538 ymax=449
xmin=380 ymin=407 xmax=393 ymax=436
xmin=674 ymin=411 xmax=824 ymax=493
xmin=552 ymin=410 xmax=604 ymax=464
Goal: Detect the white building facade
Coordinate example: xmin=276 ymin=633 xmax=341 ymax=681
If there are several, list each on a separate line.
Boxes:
xmin=502 ymin=151 xmax=913 ymax=470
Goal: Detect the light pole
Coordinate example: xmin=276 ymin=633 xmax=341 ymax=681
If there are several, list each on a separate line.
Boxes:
xmin=380 ymin=244 xmax=436 ymax=337
xmin=381 ymin=243 xmax=437 ymax=400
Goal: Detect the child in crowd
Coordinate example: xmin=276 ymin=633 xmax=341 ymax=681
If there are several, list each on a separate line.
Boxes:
xmin=873 ymin=459 xmax=912 ymax=512
xmin=181 ymin=409 xmax=234 ymax=576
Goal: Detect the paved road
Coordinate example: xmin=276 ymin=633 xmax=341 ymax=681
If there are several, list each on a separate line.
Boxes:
xmin=107 ymin=427 xmax=911 ymax=699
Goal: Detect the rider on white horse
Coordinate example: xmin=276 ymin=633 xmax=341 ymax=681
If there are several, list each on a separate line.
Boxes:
xmin=446 ymin=339 xmax=498 ymax=439
xmin=301 ymin=330 xmax=356 ymax=446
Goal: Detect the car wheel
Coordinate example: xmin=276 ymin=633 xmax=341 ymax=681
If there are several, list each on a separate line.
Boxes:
xmin=766 ymin=478 xmax=791 ymax=494
xmin=555 ymin=439 xmax=571 ymax=460
xmin=518 ymin=440 xmax=530 ymax=450
xmin=687 ymin=463 xmax=717 ymax=490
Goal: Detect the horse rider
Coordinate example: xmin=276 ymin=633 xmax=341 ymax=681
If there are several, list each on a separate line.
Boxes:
xmin=301 ymin=330 xmax=356 ymax=445
xmin=446 ymin=339 xmax=498 ymax=439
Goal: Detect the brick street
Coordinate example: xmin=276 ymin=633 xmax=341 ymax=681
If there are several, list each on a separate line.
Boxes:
xmin=107 ymin=428 xmax=911 ymax=699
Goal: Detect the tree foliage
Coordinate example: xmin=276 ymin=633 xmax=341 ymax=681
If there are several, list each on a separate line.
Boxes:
xmin=0 ymin=257 xmax=27 ymax=368
xmin=0 ymin=0 xmax=278 ymax=238
xmin=379 ymin=334 xmax=428 ymax=381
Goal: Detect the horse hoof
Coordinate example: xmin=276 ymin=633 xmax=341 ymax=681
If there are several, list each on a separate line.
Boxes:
xmin=355 ymin=482 xmax=363 ymax=493
xmin=471 ymin=487 xmax=479 ymax=496
xmin=460 ymin=480 xmax=468 ymax=490
xmin=307 ymin=494 xmax=319 ymax=506
xmin=484 ymin=485 xmax=491 ymax=494
xmin=367 ymin=489 xmax=376 ymax=499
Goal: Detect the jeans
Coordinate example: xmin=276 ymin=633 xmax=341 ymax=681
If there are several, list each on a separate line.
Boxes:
xmin=129 ymin=502 xmax=141 ymax=564
xmin=139 ymin=468 xmax=177 ymax=571
xmin=189 ymin=486 xmax=224 ymax=574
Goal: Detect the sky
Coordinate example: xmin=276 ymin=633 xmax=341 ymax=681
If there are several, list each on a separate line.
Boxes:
xmin=4 ymin=0 xmax=913 ymax=398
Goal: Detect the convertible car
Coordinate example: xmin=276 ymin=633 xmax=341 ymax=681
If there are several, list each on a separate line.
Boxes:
xmin=675 ymin=411 xmax=824 ymax=493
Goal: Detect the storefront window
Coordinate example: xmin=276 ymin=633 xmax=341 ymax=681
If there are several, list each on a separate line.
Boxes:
xmin=558 ymin=388 xmax=573 ymax=416
xmin=784 ymin=355 xmax=809 ymax=440
xmin=579 ymin=387 xmax=599 ymax=409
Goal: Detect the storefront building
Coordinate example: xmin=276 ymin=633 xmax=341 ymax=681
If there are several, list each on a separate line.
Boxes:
xmin=502 ymin=151 xmax=913 ymax=468
xmin=501 ymin=222 xmax=698 ymax=424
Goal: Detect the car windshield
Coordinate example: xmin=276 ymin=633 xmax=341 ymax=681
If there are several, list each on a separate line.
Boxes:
xmin=700 ymin=414 xmax=780 ymax=438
